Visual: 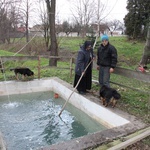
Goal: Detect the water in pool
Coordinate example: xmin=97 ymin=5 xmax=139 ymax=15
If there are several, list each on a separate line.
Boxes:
xmin=0 ymin=91 xmax=106 ymax=150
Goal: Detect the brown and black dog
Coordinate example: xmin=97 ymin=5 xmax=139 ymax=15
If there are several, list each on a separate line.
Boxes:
xmin=10 ymin=67 xmax=34 ymax=80
xmin=99 ymin=85 xmax=121 ymax=108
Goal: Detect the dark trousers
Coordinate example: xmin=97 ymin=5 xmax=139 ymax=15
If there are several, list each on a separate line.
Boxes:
xmin=74 ymin=66 xmax=92 ymax=92
xmin=99 ymin=66 xmax=110 ymax=87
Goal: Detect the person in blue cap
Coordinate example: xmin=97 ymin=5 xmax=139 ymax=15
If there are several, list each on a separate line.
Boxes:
xmin=97 ymin=34 xmax=118 ymax=87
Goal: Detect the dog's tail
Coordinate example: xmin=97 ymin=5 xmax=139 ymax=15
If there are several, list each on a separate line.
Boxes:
xmin=113 ymin=90 xmax=121 ymax=100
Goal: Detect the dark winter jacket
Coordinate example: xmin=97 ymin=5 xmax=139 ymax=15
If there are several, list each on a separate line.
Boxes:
xmin=97 ymin=43 xmax=118 ymax=68
xmin=75 ymin=47 xmax=94 ymax=76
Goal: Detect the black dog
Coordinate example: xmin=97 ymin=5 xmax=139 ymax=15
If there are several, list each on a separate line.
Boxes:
xmin=10 ymin=67 xmax=34 ymax=80
xmin=99 ymin=85 xmax=121 ymax=108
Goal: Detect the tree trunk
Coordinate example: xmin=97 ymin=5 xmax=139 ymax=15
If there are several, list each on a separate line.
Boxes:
xmin=46 ymin=0 xmax=58 ymax=66
xmin=26 ymin=0 xmax=29 ymax=43
xmin=139 ymin=22 xmax=150 ymax=66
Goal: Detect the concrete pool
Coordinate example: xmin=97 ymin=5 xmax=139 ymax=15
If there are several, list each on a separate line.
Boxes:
xmin=0 ymin=77 xmax=146 ymax=150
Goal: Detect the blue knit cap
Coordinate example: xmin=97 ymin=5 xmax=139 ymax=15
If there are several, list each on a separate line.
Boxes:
xmin=101 ymin=34 xmax=109 ymax=41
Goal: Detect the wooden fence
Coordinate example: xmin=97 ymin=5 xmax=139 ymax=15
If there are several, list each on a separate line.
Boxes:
xmin=0 ymin=56 xmax=150 ymax=94
xmin=0 ymin=56 xmax=74 ymax=79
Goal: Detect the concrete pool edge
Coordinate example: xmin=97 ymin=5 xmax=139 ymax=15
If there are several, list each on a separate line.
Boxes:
xmin=0 ymin=77 xmax=147 ymax=150
xmin=43 ymin=78 xmax=147 ymax=149
xmin=0 ymin=77 xmax=130 ymax=128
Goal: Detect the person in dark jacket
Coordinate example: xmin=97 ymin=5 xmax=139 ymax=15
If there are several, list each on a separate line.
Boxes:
xmin=74 ymin=41 xmax=95 ymax=95
xmin=97 ymin=34 xmax=118 ymax=87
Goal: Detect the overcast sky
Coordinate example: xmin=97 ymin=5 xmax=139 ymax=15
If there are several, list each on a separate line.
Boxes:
xmin=30 ymin=0 xmax=128 ymax=27
xmin=56 ymin=0 xmax=128 ymax=23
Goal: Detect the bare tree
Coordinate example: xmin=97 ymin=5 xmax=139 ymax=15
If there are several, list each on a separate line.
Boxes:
xmin=94 ymin=0 xmax=106 ymax=36
xmin=0 ymin=0 xmax=20 ymax=43
xmin=46 ymin=0 xmax=58 ymax=66
xmin=19 ymin=0 xmax=37 ymax=43
xmin=0 ymin=7 xmax=9 ymax=43
xmin=71 ymin=0 xmax=95 ymax=37
xmin=38 ymin=0 xmax=50 ymax=50
xmin=70 ymin=0 xmax=113 ymax=37
xmin=94 ymin=0 xmax=121 ymax=36
xmin=106 ymin=19 xmax=122 ymax=36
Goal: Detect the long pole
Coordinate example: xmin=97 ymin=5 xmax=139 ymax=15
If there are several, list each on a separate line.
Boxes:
xmin=58 ymin=59 xmax=93 ymax=117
